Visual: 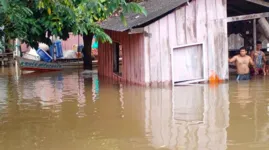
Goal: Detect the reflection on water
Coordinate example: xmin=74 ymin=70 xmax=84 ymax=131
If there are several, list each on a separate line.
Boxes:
xmin=145 ymin=85 xmax=229 ymax=150
xmin=1 ymin=67 xmax=269 ymax=149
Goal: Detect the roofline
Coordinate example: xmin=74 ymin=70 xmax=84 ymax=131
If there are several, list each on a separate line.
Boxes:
xmin=246 ymin=0 xmax=269 ymax=8
xmin=130 ymin=1 xmax=190 ymax=30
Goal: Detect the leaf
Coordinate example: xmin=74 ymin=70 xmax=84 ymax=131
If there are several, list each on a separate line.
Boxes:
xmin=47 ymin=8 xmax=52 ymax=15
xmin=120 ymin=13 xmax=127 ymax=27
xmin=0 ymin=0 xmax=9 ymax=11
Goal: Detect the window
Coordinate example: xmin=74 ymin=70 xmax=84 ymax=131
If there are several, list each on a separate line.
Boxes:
xmin=113 ymin=42 xmax=122 ymax=76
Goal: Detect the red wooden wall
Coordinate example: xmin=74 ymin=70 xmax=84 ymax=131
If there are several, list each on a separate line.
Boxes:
xmin=98 ymin=30 xmax=145 ymax=85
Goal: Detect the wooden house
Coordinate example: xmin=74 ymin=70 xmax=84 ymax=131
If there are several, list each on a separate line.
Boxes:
xmin=98 ymin=0 xmax=269 ymax=86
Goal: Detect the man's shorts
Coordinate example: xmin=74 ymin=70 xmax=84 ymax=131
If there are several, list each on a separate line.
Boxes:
xmin=236 ymin=74 xmax=250 ymax=81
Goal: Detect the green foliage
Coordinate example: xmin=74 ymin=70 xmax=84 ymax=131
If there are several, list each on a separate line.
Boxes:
xmin=72 ymin=0 xmax=147 ymax=43
xmin=0 ymin=0 xmax=43 ymax=48
xmin=0 ymin=0 xmax=35 ymax=39
xmin=0 ymin=0 xmax=147 ymax=48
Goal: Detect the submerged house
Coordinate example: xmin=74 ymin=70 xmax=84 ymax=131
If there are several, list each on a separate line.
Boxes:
xmin=98 ymin=0 xmax=269 ymax=86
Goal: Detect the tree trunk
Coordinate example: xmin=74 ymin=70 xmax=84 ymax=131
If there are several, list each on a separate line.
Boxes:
xmin=82 ymin=33 xmax=93 ymax=70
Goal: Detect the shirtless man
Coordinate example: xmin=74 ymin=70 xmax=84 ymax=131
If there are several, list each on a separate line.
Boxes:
xmin=250 ymin=41 xmax=266 ymax=75
xmin=229 ymin=47 xmax=255 ymax=81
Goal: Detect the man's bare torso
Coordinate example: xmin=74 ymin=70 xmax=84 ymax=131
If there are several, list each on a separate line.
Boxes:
xmin=235 ymin=55 xmax=251 ymax=74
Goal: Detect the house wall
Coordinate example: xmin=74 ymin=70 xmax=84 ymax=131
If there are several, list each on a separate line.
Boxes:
xmin=20 ymin=33 xmax=83 ymax=52
xmin=61 ymin=33 xmax=83 ymax=50
xmin=144 ymin=0 xmax=228 ymax=85
xmin=98 ymin=30 xmax=145 ymax=85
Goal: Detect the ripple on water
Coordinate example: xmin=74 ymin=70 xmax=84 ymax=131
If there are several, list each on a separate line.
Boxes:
xmin=1 ymin=68 xmax=269 ymax=149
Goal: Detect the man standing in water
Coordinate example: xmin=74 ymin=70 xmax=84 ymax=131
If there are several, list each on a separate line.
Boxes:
xmin=250 ymin=41 xmax=266 ymax=75
xmin=229 ymin=47 xmax=255 ymax=81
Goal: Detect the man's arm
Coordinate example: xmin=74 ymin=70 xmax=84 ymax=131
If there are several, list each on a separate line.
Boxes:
xmin=229 ymin=56 xmax=237 ymax=63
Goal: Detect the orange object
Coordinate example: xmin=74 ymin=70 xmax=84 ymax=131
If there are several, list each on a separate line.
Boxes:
xmin=76 ymin=52 xmax=82 ymax=58
xmin=209 ymin=71 xmax=223 ymax=84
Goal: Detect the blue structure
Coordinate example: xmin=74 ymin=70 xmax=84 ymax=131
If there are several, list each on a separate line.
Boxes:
xmin=37 ymin=48 xmax=52 ymax=62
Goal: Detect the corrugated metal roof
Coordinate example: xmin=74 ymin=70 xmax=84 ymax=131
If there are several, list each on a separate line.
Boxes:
xmin=99 ymin=0 xmax=188 ymax=32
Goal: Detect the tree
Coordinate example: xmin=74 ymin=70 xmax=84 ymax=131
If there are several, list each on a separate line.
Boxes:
xmin=38 ymin=0 xmax=147 ymax=70
xmin=0 ymin=0 xmax=40 ymax=51
xmin=1 ymin=0 xmax=146 ymax=69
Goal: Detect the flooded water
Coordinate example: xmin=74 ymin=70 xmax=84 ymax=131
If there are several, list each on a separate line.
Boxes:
xmin=1 ymin=66 xmax=269 ymax=150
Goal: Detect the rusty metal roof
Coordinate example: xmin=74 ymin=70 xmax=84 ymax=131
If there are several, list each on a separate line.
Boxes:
xmin=99 ymin=0 xmax=188 ymax=32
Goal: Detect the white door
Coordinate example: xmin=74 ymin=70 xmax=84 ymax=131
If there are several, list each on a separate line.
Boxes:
xmin=172 ymin=44 xmax=203 ymax=83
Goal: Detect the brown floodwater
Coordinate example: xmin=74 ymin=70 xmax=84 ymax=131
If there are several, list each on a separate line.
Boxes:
xmin=1 ymin=66 xmax=269 ymax=150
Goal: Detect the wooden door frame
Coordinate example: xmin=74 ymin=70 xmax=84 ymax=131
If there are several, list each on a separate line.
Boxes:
xmin=170 ymin=42 xmax=207 ymax=86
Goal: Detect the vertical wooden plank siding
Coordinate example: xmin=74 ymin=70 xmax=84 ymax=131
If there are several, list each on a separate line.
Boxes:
xmin=159 ymin=16 xmax=171 ymax=85
xmin=206 ymin=0 xmax=217 ymax=79
xmin=148 ymin=21 xmax=160 ymax=85
xmin=196 ymin=0 xmax=209 ymax=79
xmin=217 ymin=0 xmax=228 ymax=80
xmin=98 ymin=30 xmax=145 ymax=85
xmin=144 ymin=26 xmax=150 ymax=85
xmin=185 ymin=1 xmax=197 ymax=44
xmin=143 ymin=0 xmax=228 ymax=85
xmin=167 ymin=13 xmax=177 ymax=82
xmin=176 ymin=6 xmax=186 ymax=45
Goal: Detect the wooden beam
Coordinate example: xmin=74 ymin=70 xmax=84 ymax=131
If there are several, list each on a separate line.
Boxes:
xmin=246 ymin=0 xmax=269 ymax=8
xmin=128 ymin=28 xmax=144 ymax=34
xmin=253 ymin=19 xmax=257 ymax=51
xmin=227 ymin=12 xmax=269 ymax=22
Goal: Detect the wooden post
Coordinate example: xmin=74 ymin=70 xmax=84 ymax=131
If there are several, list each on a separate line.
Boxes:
xmin=15 ymin=38 xmax=21 ymax=58
xmin=253 ymin=19 xmax=257 ymax=51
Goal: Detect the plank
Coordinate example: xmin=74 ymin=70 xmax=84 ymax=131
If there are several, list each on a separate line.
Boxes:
xmin=134 ymin=34 xmax=139 ymax=83
xmin=148 ymin=21 xmax=160 ymax=84
xmin=175 ymin=6 xmax=186 ymax=45
xmin=128 ymin=28 xmax=144 ymax=34
xmin=168 ymin=12 xmax=177 ymax=83
xmin=130 ymin=34 xmax=135 ymax=82
xmin=168 ymin=12 xmax=177 ymax=50
xmin=206 ymin=0 xmax=217 ymax=79
xmin=139 ymin=34 xmax=145 ymax=84
xmin=144 ymin=26 xmax=150 ymax=84
xmin=159 ymin=16 xmax=170 ymax=83
xmin=214 ymin=0 xmax=228 ymax=80
xmin=196 ymin=0 xmax=208 ymax=79
xmin=124 ymin=33 xmax=129 ymax=81
xmin=254 ymin=19 xmax=257 ymax=54
xmin=216 ymin=0 xmax=227 ymax=19
xmin=185 ymin=0 xmax=197 ymax=44
xmin=174 ymin=79 xmax=206 ymax=86
xmin=227 ymin=12 xmax=269 ymax=23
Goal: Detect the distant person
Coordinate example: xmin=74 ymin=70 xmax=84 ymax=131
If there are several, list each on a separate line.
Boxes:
xmin=250 ymin=41 xmax=266 ymax=75
xmin=229 ymin=47 xmax=255 ymax=81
